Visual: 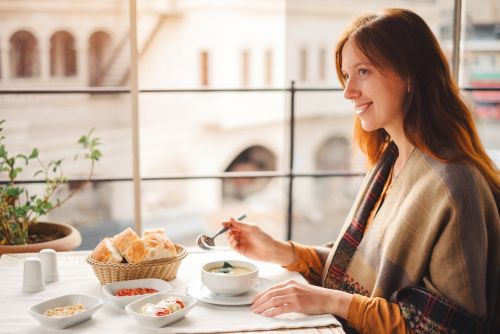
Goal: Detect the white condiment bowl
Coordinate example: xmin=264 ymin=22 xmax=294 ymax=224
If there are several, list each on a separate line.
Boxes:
xmin=102 ymin=278 xmax=172 ymax=309
xmin=201 ymin=260 xmax=258 ymax=296
xmin=125 ymin=293 xmax=196 ymax=328
xmin=28 ymin=294 xmax=102 ymax=330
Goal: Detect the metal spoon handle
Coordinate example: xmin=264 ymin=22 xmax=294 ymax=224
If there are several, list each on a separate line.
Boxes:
xmin=213 ymin=213 xmax=247 ymax=238
xmin=213 ymin=226 xmax=229 ymax=238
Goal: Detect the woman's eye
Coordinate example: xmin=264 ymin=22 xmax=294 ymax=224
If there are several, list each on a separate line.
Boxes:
xmin=358 ymin=68 xmax=368 ymax=76
xmin=343 ymin=73 xmax=349 ymax=81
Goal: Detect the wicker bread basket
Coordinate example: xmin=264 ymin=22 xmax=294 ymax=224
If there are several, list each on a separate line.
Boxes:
xmin=86 ymin=244 xmax=187 ymax=285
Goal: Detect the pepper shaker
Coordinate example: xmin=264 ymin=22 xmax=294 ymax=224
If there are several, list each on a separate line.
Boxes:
xmin=39 ymin=249 xmax=59 ymax=283
xmin=22 ymin=257 xmax=45 ymax=293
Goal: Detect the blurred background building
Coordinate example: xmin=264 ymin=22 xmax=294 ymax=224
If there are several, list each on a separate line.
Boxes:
xmin=0 ymin=0 xmax=499 ymax=249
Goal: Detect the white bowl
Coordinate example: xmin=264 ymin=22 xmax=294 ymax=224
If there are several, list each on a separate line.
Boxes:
xmin=102 ymin=278 xmax=172 ymax=309
xmin=125 ymin=293 xmax=196 ymax=328
xmin=201 ymin=260 xmax=258 ymax=296
xmin=29 ymin=294 xmax=102 ymax=330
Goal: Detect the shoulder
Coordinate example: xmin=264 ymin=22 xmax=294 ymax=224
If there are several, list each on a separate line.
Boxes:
xmin=412 ymin=150 xmax=498 ymax=219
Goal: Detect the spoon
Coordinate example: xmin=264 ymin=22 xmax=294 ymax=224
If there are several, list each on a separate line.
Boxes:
xmin=196 ymin=213 xmax=247 ymax=250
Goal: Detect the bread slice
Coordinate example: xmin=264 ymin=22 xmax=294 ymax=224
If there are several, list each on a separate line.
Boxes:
xmin=143 ymin=231 xmax=177 ymax=261
xmin=122 ymin=238 xmax=148 ymax=263
xmin=91 ymin=237 xmax=123 ymax=263
xmin=113 ymin=227 xmax=141 ymax=256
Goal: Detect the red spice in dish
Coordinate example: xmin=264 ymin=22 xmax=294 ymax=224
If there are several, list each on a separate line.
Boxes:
xmin=115 ymin=288 xmax=158 ymax=296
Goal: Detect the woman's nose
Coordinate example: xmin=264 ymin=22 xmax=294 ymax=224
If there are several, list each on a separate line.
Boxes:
xmin=343 ymin=79 xmax=360 ymax=100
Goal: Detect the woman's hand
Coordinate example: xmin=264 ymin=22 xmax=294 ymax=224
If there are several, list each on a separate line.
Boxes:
xmin=250 ymin=279 xmax=352 ymax=319
xmin=222 ymin=218 xmax=295 ymax=265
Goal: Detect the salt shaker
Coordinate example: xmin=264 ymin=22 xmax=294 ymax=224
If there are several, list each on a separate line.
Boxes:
xmin=22 ymin=257 xmax=45 ymax=293
xmin=39 ymin=248 xmax=59 ymax=283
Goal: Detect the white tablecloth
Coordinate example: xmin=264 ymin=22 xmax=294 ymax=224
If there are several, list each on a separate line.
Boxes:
xmin=0 ymin=249 xmax=343 ymax=334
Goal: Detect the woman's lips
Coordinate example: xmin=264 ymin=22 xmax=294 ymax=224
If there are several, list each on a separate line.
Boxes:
xmin=355 ymin=102 xmax=373 ymax=115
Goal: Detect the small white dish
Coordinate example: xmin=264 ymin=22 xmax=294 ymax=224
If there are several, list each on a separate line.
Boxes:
xmin=29 ymin=294 xmax=102 ymax=330
xmin=102 ymin=278 xmax=172 ymax=309
xmin=125 ymin=293 xmax=196 ymax=328
xmin=186 ymin=278 xmax=273 ymax=306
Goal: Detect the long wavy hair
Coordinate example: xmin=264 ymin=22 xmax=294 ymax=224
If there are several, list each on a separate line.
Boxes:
xmin=335 ymin=8 xmax=500 ymax=199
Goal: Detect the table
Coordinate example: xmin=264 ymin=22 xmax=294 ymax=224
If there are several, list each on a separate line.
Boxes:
xmin=0 ymin=249 xmax=345 ymax=334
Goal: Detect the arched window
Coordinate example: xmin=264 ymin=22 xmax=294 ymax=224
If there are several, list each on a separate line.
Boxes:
xmin=10 ymin=30 xmax=39 ymax=78
xmin=50 ymin=31 xmax=76 ymax=77
xmin=89 ymin=31 xmax=111 ymax=86
xmin=223 ymin=146 xmax=276 ymax=200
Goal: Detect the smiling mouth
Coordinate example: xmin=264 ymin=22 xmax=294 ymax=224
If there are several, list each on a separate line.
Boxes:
xmin=355 ymin=102 xmax=373 ymax=115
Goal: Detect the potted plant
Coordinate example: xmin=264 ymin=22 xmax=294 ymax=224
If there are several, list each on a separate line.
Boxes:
xmin=0 ymin=119 xmax=101 ymax=254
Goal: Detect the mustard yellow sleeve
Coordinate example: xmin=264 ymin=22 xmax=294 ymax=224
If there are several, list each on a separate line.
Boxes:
xmin=282 ymin=241 xmax=324 ymax=285
xmin=347 ymin=294 xmax=412 ymax=334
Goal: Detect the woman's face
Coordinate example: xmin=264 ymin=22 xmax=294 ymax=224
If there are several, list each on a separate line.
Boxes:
xmin=341 ymin=39 xmax=407 ymax=135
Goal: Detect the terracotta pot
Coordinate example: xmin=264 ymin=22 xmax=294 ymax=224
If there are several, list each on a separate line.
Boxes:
xmin=0 ymin=222 xmax=82 ymax=255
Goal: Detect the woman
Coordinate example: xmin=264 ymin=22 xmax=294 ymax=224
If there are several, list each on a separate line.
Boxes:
xmin=222 ymin=8 xmax=500 ymax=334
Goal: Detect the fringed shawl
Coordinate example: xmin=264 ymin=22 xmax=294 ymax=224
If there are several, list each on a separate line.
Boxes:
xmin=322 ymin=142 xmax=500 ymax=333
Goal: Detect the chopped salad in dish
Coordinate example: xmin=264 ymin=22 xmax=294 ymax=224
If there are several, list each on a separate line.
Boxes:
xmin=140 ymin=296 xmax=185 ymax=317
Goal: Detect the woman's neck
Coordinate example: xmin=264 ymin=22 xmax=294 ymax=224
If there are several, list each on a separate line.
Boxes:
xmin=388 ymin=128 xmax=415 ymax=178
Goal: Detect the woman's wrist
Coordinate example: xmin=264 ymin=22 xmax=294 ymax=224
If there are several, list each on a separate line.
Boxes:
xmin=328 ymin=290 xmax=353 ymax=319
xmin=270 ymin=240 xmax=296 ymax=266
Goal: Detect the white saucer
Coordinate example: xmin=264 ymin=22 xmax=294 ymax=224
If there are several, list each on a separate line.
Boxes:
xmin=186 ymin=278 xmax=273 ymax=306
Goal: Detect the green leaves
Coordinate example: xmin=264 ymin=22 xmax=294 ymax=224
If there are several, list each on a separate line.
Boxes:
xmin=8 ymin=167 xmax=23 ymax=180
xmin=77 ymin=129 xmax=102 ymax=162
xmin=5 ymin=186 xmax=23 ymax=198
xmin=0 ymin=119 xmax=102 ymax=245
xmin=28 ymin=148 xmax=39 ymax=159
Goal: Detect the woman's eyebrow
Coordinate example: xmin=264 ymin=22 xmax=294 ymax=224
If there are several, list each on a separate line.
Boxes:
xmin=341 ymin=62 xmax=365 ymax=73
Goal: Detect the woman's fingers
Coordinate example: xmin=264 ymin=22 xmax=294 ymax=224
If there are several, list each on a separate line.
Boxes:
xmin=260 ymin=303 xmax=293 ymax=317
xmin=228 ymin=233 xmax=239 ymax=249
xmin=223 ymin=217 xmax=254 ymax=232
xmin=251 ymin=280 xmax=297 ymax=308
xmin=251 ymin=279 xmax=296 ymax=303
xmin=255 ymin=296 xmax=296 ymax=317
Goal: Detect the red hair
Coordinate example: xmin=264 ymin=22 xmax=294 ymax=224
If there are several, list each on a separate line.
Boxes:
xmin=335 ymin=8 xmax=500 ymax=198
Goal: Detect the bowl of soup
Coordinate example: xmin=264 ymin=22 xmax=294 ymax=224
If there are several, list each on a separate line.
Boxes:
xmin=201 ymin=260 xmax=258 ymax=296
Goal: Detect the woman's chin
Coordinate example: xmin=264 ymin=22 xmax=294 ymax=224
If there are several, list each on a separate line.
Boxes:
xmin=360 ymin=120 xmax=378 ymax=132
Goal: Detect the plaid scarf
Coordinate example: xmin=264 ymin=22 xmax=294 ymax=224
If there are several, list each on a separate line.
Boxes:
xmin=323 ymin=142 xmax=488 ymax=334
xmin=323 ymin=141 xmax=398 ymax=290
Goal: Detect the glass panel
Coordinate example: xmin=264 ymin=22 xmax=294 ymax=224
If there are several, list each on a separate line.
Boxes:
xmin=10 ymin=181 xmax=134 ymax=250
xmin=141 ymin=178 xmax=288 ymax=247
xmin=0 ymin=0 xmax=130 ymax=88
xmin=0 ymin=93 xmax=133 ymax=249
xmin=0 ymin=93 xmax=133 ymax=179
xmin=293 ymin=90 xmax=364 ymax=172
xmin=285 ymin=2 xmax=455 ymax=89
xmin=138 ymin=92 xmax=287 ymax=176
xmin=462 ymin=0 xmax=500 ymax=163
xmin=137 ymin=0 xmax=286 ymax=89
xmin=286 ymin=3 xmax=455 ymax=173
xmin=292 ymin=176 xmax=364 ymax=245
xmin=49 ymin=181 xmax=135 ymax=250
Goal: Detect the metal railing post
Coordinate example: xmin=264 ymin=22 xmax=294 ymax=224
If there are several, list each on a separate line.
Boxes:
xmin=451 ymin=0 xmax=463 ymax=83
xmin=286 ymin=81 xmax=296 ymax=241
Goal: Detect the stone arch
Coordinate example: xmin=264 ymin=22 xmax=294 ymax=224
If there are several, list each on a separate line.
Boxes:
xmin=9 ymin=30 xmax=39 ymax=78
xmin=315 ymin=135 xmax=350 ymax=171
xmin=222 ymin=145 xmax=276 ymax=200
xmin=50 ymin=31 xmax=76 ymax=76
